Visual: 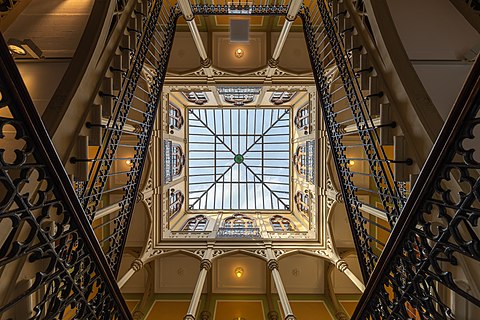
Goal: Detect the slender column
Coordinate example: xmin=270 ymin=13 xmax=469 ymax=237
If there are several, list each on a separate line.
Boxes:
xmin=177 ymin=0 xmax=214 ymax=78
xmin=266 ymin=249 xmax=296 ymax=320
xmin=265 ymin=0 xmax=303 ymax=78
xmin=335 ymin=259 xmax=365 ymax=292
xmin=118 ymin=258 xmax=144 ymax=288
xmin=184 ymin=249 xmax=213 ymax=320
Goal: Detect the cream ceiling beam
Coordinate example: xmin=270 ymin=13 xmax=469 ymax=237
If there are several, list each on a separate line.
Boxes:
xmin=265 ymin=0 xmax=304 ymax=78
xmin=177 ymin=0 xmax=215 ymax=79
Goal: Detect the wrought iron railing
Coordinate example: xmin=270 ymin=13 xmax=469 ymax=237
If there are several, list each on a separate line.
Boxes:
xmin=466 ymin=0 xmax=480 ymax=11
xmin=301 ymin=0 xmax=408 ymax=280
xmin=217 ymin=227 xmax=262 ymax=238
xmin=353 ymin=57 xmax=480 ymax=320
xmin=77 ymin=0 xmax=179 ymax=275
xmin=190 ymin=0 xmax=290 ymax=15
xmin=0 ymin=33 xmax=132 ymax=319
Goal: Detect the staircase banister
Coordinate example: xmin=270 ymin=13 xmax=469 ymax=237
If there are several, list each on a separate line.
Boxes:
xmin=42 ymin=0 xmax=136 ymax=165
xmin=357 ymin=0 xmax=444 ymax=166
xmin=0 ymin=33 xmax=132 ymax=319
xmin=352 ymin=56 xmax=480 ymax=319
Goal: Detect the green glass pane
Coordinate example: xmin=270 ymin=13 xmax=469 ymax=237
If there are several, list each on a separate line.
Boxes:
xmin=234 ymin=154 xmax=244 ymax=164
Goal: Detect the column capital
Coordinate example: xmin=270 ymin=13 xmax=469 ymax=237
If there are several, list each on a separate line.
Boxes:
xmin=267 ymin=259 xmax=279 ymax=271
xmin=184 ymin=315 xmax=195 ymax=320
xmin=200 ymin=259 xmax=212 ymax=271
xmin=200 ymin=311 xmax=211 ymax=320
xmin=285 ymin=315 xmax=297 ymax=320
xmin=268 ymin=311 xmax=279 ymax=320
xmin=268 ymin=58 xmax=279 ymax=68
xmin=131 ymin=258 xmax=144 ymax=272
xmin=132 ymin=311 xmax=144 ymax=320
xmin=201 ymin=58 xmax=212 ymax=68
xmin=335 ymin=259 xmax=348 ymax=273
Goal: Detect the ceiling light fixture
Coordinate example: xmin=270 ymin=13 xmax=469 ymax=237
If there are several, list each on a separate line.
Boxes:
xmin=234 ymin=267 xmax=244 ymax=278
xmin=348 ymin=160 xmax=355 ymax=166
xmin=7 ymin=38 xmax=43 ymax=58
xmin=235 ymin=48 xmax=244 ymax=58
xmin=7 ymin=38 xmax=26 ymax=55
xmin=126 ymin=159 xmax=133 ymax=166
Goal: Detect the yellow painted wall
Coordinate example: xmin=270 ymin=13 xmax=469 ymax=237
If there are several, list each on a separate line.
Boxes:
xmin=288 ymin=301 xmax=334 ymax=320
xmin=340 ymin=301 xmax=358 ymax=317
xmin=125 ymin=300 xmax=139 ymax=313
xmin=214 ymin=301 xmax=265 ymax=320
xmin=146 ymin=301 xmax=190 ymax=320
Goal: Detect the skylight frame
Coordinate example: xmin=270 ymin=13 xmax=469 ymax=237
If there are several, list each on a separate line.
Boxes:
xmin=186 ymin=106 xmax=292 ymax=212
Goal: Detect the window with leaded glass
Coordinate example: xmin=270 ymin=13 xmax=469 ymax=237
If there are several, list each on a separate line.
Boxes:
xmin=294 ymin=190 xmax=312 ymax=219
xmin=294 ymin=103 xmax=310 ymax=134
xmin=169 ymin=189 xmax=184 ymax=219
xmin=270 ymin=91 xmax=296 ymax=105
xmin=270 ymin=215 xmax=296 ymax=231
xmin=183 ymin=92 xmax=208 ymax=105
xmin=223 ymin=213 xmax=255 ymax=228
xmin=168 ymin=104 xmax=184 ymax=132
xmin=182 ymin=215 xmax=208 ymax=231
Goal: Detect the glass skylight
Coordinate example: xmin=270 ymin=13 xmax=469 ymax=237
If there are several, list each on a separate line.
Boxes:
xmin=187 ymin=108 xmax=290 ymax=211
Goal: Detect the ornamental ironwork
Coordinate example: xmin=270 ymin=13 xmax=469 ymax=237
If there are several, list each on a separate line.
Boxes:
xmin=164 ymin=140 xmax=185 ymax=183
xmin=218 ymin=86 xmax=261 ymax=107
xmin=293 ymin=141 xmax=314 ymax=183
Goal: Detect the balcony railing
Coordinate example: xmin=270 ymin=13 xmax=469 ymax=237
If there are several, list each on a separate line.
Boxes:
xmin=217 ymin=227 xmax=262 ymax=239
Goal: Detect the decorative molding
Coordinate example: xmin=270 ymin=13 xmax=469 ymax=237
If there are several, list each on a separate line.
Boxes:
xmin=131 ymin=258 xmax=144 ymax=272
xmin=267 ymin=259 xmax=279 ymax=270
xmin=200 ymin=259 xmax=212 ymax=271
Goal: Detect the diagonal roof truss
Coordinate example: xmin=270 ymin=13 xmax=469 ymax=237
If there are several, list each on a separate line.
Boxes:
xmin=188 ymin=108 xmax=291 ymax=211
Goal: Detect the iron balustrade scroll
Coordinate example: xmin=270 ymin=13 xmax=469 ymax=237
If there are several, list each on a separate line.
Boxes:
xmin=0 ymin=34 xmax=132 ymax=319
xmin=353 ymin=56 xmax=480 ymax=320
xmin=301 ymin=0 xmax=405 ymax=281
xmin=79 ymin=0 xmax=179 ymax=275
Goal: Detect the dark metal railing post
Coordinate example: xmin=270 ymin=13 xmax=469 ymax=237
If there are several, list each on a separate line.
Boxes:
xmin=0 ymin=33 xmax=132 ymax=320
xmin=353 ymin=56 xmax=480 ymax=320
